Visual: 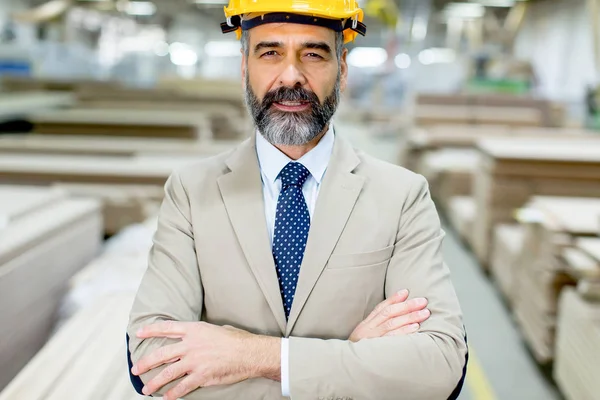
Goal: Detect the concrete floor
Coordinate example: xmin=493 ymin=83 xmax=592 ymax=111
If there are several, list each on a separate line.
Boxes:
xmin=338 ymin=119 xmax=563 ymax=400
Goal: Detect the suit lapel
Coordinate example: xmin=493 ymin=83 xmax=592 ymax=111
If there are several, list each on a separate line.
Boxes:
xmin=217 ymin=137 xmax=287 ymax=334
xmin=286 ymin=137 xmax=365 ymax=336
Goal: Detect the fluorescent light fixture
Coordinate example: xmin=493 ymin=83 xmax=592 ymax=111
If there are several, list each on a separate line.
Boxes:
xmin=125 ymin=1 xmax=156 ymax=16
xmin=347 ymin=47 xmax=388 ymax=68
xmin=475 ymin=0 xmax=517 ymax=7
xmin=395 ymin=53 xmax=411 ymax=69
xmin=418 ymin=48 xmax=456 ymax=65
xmin=204 ymin=41 xmax=241 ymax=57
xmin=444 ymin=3 xmax=485 ymax=19
xmin=170 ymin=42 xmax=198 ymax=66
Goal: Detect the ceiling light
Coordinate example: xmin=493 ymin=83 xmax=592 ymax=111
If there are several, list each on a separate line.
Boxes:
xmin=395 ymin=53 xmax=411 ymax=69
xmin=419 ymin=48 xmax=457 ymax=65
xmin=125 ymin=1 xmax=156 ymax=16
xmin=347 ymin=47 xmax=388 ymax=69
xmin=170 ymin=42 xmax=198 ymax=66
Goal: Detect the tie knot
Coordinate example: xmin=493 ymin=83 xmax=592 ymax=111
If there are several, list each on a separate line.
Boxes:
xmin=279 ymin=162 xmax=310 ymax=188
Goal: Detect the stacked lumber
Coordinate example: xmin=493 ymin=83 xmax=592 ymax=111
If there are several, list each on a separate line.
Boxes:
xmin=554 ymin=288 xmax=600 ymax=400
xmin=490 ymin=224 xmax=526 ymax=300
xmin=447 ymin=196 xmax=477 ymax=245
xmin=28 ymin=109 xmax=209 ymax=140
xmin=0 ymin=186 xmax=102 ymax=390
xmin=0 ymin=216 xmax=158 ymax=399
xmin=0 ymin=134 xmax=240 ymax=157
xmin=471 ymin=137 xmax=600 ymax=267
xmin=77 ymin=82 xmax=246 ymax=117
xmin=0 ymin=92 xmax=74 ymax=121
xmin=511 ymin=197 xmax=600 ymax=363
xmin=415 ymin=105 xmax=543 ymax=127
xmin=0 ymin=76 xmax=116 ymax=93
xmin=400 ymin=124 xmax=591 ymax=172
xmin=0 ymin=154 xmax=195 ymax=234
xmin=415 ymin=148 xmax=479 ymax=208
xmin=0 ymin=294 xmax=147 ymax=400
xmin=415 ymin=93 xmax=564 ymax=127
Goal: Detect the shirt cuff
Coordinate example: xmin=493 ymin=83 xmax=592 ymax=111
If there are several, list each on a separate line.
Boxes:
xmin=281 ymin=338 xmax=290 ymax=397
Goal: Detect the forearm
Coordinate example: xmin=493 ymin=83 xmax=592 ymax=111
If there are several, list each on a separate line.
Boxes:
xmin=289 ymin=332 xmax=467 ymax=400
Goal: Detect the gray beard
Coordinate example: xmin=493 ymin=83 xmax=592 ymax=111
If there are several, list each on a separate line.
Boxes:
xmin=244 ymin=70 xmax=340 ymax=146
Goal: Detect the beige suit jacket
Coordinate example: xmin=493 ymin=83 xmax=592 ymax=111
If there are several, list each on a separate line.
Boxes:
xmin=127 ymin=133 xmax=468 ymax=400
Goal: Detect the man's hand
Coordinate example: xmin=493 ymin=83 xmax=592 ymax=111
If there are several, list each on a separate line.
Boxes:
xmin=131 ymin=322 xmax=280 ymax=400
xmin=349 ymin=289 xmax=430 ymax=342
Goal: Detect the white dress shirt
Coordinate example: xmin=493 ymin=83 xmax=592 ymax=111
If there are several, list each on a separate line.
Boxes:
xmin=255 ymin=126 xmax=335 ymax=398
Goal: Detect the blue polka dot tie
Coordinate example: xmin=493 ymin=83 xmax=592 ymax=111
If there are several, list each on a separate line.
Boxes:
xmin=273 ymin=162 xmax=311 ymax=319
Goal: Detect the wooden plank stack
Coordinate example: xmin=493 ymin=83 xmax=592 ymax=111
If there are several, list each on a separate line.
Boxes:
xmin=415 ymin=148 xmax=479 ymax=209
xmin=0 ymin=154 xmax=197 ymax=235
xmin=0 ymin=92 xmax=74 ymax=121
xmin=0 ymin=186 xmax=102 ymax=390
xmin=28 ymin=109 xmax=209 ymax=140
xmin=414 ymin=93 xmax=565 ymax=127
xmin=0 ymin=134 xmax=240 ymax=158
xmin=554 ymin=288 xmax=600 ymax=400
xmin=0 ymin=294 xmax=148 ymax=400
xmin=471 ymin=137 xmax=600 ymax=267
xmin=510 ymin=197 xmax=600 ymax=363
xmin=0 ymin=216 xmax=158 ymax=399
xmin=490 ymin=224 xmax=526 ymax=300
xmin=447 ymin=196 xmax=477 ymax=244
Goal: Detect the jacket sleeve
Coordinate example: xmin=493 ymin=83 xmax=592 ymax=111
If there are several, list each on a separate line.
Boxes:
xmin=288 ymin=174 xmax=468 ymax=400
xmin=126 ymin=170 xmax=205 ymax=396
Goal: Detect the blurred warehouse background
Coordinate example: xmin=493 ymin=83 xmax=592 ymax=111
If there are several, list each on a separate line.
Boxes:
xmin=0 ymin=0 xmax=599 ymax=399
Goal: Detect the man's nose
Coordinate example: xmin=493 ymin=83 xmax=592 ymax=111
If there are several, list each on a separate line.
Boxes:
xmin=277 ymin=61 xmax=308 ymax=88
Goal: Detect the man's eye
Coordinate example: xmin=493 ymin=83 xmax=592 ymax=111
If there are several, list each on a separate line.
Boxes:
xmin=306 ymin=53 xmax=323 ymax=59
xmin=262 ymin=51 xmax=278 ymax=57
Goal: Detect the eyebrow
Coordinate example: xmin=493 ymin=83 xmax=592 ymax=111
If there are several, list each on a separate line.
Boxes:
xmin=301 ymin=41 xmax=332 ymax=54
xmin=254 ymin=41 xmax=283 ymax=54
xmin=253 ymin=41 xmax=333 ymax=55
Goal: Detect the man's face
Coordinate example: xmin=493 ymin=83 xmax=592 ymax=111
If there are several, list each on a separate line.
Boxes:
xmin=242 ymin=23 xmax=348 ymax=146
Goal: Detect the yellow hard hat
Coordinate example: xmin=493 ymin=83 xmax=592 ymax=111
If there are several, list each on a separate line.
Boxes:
xmin=220 ymin=0 xmax=366 ymax=44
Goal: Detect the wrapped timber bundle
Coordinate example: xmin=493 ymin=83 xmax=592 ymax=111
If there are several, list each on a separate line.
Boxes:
xmin=511 ymin=197 xmax=600 ymax=364
xmin=471 ymin=137 xmax=600 ymax=267
xmin=0 ymin=186 xmax=102 ymax=390
xmin=554 ymin=287 xmax=600 ymax=400
xmin=447 ymin=196 xmax=477 ymax=246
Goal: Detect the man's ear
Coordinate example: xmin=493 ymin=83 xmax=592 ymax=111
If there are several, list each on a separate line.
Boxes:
xmin=339 ymin=47 xmax=349 ymax=92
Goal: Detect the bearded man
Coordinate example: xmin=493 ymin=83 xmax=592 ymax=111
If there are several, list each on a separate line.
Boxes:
xmin=126 ymin=1 xmax=468 ymax=399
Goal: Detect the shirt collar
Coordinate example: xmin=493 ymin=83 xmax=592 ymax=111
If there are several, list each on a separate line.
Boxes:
xmin=256 ymin=125 xmax=335 ymax=185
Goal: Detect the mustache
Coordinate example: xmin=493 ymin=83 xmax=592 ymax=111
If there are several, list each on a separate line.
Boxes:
xmin=261 ymin=86 xmax=320 ymax=109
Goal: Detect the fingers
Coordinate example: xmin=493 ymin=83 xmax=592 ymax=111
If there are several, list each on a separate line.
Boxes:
xmin=363 ymin=289 xmax=409 ymax=324
xmin=380 ymin=309 xmax=431 ymax=335
xmin=370 ymin=297 xmax=428 ymax=328
xmin=142 ymin=359 xmax=190 ymax=396
xmin=132 ymin=342 xmax=186 ymax=376
xmin=384 ymin=323 xmax=421 ymax=336
xmin=137 ymin=320 xmax=190 ymax=339
xmin=163 ymin=374 xmax=200 ymax=400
